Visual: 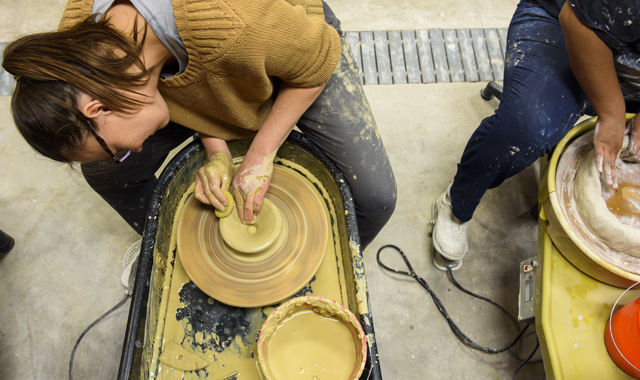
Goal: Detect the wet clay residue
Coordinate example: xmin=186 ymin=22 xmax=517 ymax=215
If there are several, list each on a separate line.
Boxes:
xmin=267 ymin=310 xmax=356 ymax=379
xmin=151 ymin=159 xmax=350 ymax=380
xmin=259 ymin=297 xmax=366 ymax=380
xmin=218 ymin=197 xmax=285 ymax=254
xmin=555 ymin=131 xmax=640 ymax=272
xmin=176 ymin=283 xmax=259 ymax=353
xmin=573 ymin=150 xmax=640 ymax=257
xmin=158 ymin=341 xmax=209 ymax=371
xmin=605 ymin=182 xmax=640 ymax=222
xmin=176 ymin=165 xmax=330 ymax=308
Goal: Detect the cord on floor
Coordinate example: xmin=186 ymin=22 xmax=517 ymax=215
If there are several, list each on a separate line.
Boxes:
xmin=376 ymin=244 xmax=542 ymax=379
xmin=512 ymin=337 xmax=540 ymax=380
xmin=68 ymin=293 xmax=130 ymax=380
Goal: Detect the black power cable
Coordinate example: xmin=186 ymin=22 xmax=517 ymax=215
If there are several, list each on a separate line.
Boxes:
xmin=69 ymin=293 xmax=130 ymax=380
xmin=512 ymin=337 xmax=540 ymax=380
xmin=376 ymin=244 xmax=540 ymax=377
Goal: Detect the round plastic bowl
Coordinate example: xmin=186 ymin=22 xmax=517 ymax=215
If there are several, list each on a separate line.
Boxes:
xmin=257 ymin=296 xmax=367 ymax=380
xmin=605 ymin=296 xmax=640 ymax=379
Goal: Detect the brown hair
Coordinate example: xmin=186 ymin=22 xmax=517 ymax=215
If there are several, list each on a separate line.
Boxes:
xmin=2 ymin=16 xmax=150 ymax=162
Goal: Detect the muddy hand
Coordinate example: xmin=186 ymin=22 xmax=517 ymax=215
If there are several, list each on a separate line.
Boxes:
xmin=232 ymin=150 xmax=276 ymax=224
xmin=594 ymin=118 xmax=626 ymax=189
xmin=194 ymin=152 xmax=233 ymax=211
xmin=620 ymin=115 xmax=640 ymax=163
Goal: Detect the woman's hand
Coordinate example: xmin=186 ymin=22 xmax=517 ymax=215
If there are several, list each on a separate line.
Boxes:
xmin=231 ymin=149 xmax=277 ymax=224
xmin=229 ymin=82 xmax=326 ymax=223
xmin=593 ymin=117 xmax=627 ymax=188
xmin=194 ymin=152 xmax=234 ymax=211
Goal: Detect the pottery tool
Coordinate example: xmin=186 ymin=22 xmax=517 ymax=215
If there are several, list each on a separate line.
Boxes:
xmin=216 ymin=372 xmax=239 ymax=380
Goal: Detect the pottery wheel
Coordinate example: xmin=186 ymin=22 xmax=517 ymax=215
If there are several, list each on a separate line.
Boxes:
xmin=556 ymin=131 xmax=640 ymax=273
xmin=573 ymin=150 xmax=640 ymax=257
xmin=177 ymin=165 xmax=329 ymax=308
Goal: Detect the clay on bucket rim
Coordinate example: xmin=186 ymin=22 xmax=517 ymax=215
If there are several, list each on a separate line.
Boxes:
xmin=257 ymin=296 xmax=367 ymax=380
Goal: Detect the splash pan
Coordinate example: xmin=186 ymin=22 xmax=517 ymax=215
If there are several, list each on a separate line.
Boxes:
xmin=117 ymin=132 xmax=383 ymax=380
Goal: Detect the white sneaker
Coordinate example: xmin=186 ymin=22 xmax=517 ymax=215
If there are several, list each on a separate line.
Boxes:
xmin=431 ymin=186 xmax=469 ymax=264
xmin=121 ymin=238 xmax=142 ymax=292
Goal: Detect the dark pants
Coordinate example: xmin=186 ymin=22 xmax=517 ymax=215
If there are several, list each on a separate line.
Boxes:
xmin=82 ymin=3 xmax=397 ymax=248
xmin=450 ymin=0 xmax=592 ymax=222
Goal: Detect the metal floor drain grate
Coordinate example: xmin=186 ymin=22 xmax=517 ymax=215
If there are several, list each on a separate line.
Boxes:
xmin=346 ymin=28 xmax=508 ymax=85
xmin=0 ymin=28 xmax=507 ymax=95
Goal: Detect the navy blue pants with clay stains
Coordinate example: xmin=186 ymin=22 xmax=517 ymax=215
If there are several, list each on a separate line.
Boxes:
xmin=450 ymin=0 xmax=592 ymax=222
xmin=81 ymin=3 xmax=397 ymax=248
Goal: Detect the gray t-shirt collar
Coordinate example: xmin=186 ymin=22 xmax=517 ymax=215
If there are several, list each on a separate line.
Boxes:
xmin=92 ymin=0 xmax=188 ymax=78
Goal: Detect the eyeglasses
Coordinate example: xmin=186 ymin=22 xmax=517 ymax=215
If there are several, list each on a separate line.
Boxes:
xmin=87 ymin=127 xmax=131 ymax=164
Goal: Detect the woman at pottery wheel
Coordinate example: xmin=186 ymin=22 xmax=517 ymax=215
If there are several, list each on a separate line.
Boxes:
xmin=2 ymin=0 xmax=397 ymax=248
xmin=431 ymin=0 xmax=640 ymax=270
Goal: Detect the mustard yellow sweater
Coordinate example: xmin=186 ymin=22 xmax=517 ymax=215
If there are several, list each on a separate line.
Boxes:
xmin=59 ymin=0 xmax=342 ymax=140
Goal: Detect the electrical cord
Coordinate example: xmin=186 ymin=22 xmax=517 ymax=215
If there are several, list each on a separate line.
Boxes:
xmin=508 ymin=328 xmax=543 ymax=363
xmin=512 ymin=336 xmax=540 ymax=380
xmin=68 ymin=293 xmax=130 ymax=380
xmin=446 ymin=263 xmax=523 ymax=350
xmin=69 ymin=240 xmax=140 ymax=380
xmin=376 ymin=244 xmax=541 ymax=378
xmin=68 ymin=243 xmax=540 ymax=379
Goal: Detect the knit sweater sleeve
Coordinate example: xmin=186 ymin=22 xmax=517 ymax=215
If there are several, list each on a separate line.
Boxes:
xmin=242 ymin=0 xmax=342 ymax=88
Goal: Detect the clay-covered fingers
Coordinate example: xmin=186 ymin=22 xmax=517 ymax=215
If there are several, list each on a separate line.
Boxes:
xmin=620 ymin=116 xmax=640 ymax=163
xmin=231 ymin=186 xmax=251 ymax=224
xmin=235 ymin=179 xmax=271 ymax=224
xmin=595 ymin=147 xmax=619 ymax=189
xmin=231 ymin=150 xmax=276 ymax=224
xmin=253 ymin=184 xmax=270 ymax=215
xmin=232 ymin=188 xmax=244 ymax=216
xmin=194 ymin=152 xmax=233 ymax=211
xmin=232 ymin=179 xmax=262 ymax=224
xmin=194 ymin=174 xmax=213 ymax=205
xmin=195 ymin=167 xmax=225 ymax=209
xmin=242 ymin=187 xmax=257 ymax=224
xmin=232 ymin=167 xmax=273 ymax=224
xmin=601 ymin=157 xmax=617 ymax=189
xmin=594 ymin=120 xmax=626 ymax=189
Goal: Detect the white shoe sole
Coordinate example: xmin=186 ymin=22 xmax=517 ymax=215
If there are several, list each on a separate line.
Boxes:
xmin=121 ymin=239 xmax=142 ymax=291
xmin=432 ymin=249 xmax=463 ymax=271
xmin=431 ymin=197 xmax=464 ymax=271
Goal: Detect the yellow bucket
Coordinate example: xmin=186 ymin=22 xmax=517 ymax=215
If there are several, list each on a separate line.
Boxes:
xmin=257 ymin=296 xmax=367 ymax=380
xmin=540 ymin=115 xmax=640 ymax=288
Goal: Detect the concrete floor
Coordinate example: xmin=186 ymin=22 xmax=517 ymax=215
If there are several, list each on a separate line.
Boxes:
xmin=0 ymin=0 xmax=547 ymax=379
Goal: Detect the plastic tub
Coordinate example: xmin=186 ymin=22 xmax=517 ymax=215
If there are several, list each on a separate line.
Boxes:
xmin=605 ymin=296 xmax=640 ymax=378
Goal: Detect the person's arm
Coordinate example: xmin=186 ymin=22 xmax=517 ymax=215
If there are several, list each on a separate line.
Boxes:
xmin=559 ymin=1 xmax=627 ymax=188
xmin=232 ymin=82 xmax=326 ymax=223
xmin=194 ymin=133 xmax=233 ymax=210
